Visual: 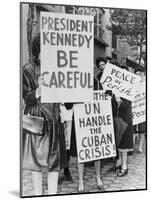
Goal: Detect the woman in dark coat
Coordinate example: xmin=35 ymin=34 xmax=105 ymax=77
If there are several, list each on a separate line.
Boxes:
xmin=112 ymin=66 xmax=133 ymax=177
xmin=22 ymin=35 xmax=67 ymax=195
xmin=118 ymin=98 xmax=133 ymax=151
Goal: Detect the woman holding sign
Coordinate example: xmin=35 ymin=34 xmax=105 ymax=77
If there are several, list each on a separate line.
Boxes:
xmin=70 ymin=102 xmax=105 ymax=192
xmin=75 ymin=57 xmax=108 ymax=192
xmin=133 ymin=68 xmax=146 ymax=153
xmin=111 ymin=65 xmax=133 ymax=177
xmin=22 ymin=35 xmax=67 ymax=195
xmin=71 ymin=57 xmax=117 ymax=192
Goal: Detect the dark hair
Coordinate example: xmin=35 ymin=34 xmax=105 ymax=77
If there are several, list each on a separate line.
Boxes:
xmin=32 ymin=34 xmax=40 ymax=59
xmin=134 ymin=68 xmax=144 ymax=74
xmin=120 ymin=65 xmax=129 ymax=71
xmin=96 ymin=57 xmax=107 ymax=68
xmin=109 ymin=58 xmax=120 ymax=67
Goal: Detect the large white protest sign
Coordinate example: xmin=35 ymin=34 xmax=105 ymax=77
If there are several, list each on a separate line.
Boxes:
xmin=100 ymin=63 xmax=141 ymax=101
xmin=40 ymin=12 xmax=94 ymax=102
xmin=74 ymin=91 xmax=116 ymax=163
xmin=132 ymin=80 xmax=146 ymax=125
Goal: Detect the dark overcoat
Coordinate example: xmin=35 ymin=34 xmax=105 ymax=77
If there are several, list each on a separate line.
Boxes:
xmin=22 ymin=62 xmax=68 ymax=172
xmin=118 ymin=98 xmax=133 ymax=150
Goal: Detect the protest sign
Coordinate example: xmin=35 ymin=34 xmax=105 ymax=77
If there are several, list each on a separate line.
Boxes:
xmin=74 ymin=91 xmax=116 ymax=163
xmin=132 ymin=80 xmax=146 ymax=125
xmin=100 ymin=63 xmax=141 ymax=101
xmin=40 ymin=12 xmax=94 ymax=102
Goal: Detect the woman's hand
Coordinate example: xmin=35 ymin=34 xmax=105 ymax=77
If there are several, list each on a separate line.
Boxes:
xmin=36 ymin=75 xmax=46 ymax=98
xmin=115 ymin=96 xmax=123 ymax=107
xmin=36 ymin=87 xmax=41 ymax=98
xmin=38 ymin=75 xmax=45 ymax=86
xmin=117 ymin=99 xmax=123 ymax=107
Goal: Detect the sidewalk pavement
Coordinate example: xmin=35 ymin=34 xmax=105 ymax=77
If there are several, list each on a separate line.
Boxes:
xmin=22 ymin=142 xmax=146 ymax=197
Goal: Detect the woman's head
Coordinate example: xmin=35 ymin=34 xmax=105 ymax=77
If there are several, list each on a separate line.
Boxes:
xmin=96 ymin=57 xmax=107 ymax=72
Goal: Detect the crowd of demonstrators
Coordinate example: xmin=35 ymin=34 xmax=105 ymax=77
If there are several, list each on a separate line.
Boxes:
xmin=22 ymin=34 xmax=146 ymax=195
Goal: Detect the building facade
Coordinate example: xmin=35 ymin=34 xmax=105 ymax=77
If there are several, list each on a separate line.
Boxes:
xmin=21 ymin=3 xmax=65 ymax=66
xmin=65 ymin=6 xmax=112 ymax=75
xmin=21 ymin=3 xmax=112 ymax=76
xmin=112 ymin=35 xmax=145 ymax=72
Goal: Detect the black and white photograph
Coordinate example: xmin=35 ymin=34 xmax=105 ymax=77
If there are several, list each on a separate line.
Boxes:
xmin=20 ymin=1 xmax=147 ymax=198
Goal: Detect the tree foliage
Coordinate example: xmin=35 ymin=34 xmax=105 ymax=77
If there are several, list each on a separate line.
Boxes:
xmin=108 ymin=9 xmax=146 ymax=64
xmin=109 ymin=9 xmax=146 ymax=45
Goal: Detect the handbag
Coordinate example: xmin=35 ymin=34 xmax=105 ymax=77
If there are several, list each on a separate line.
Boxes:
xmin=114 ymin=114 xmax=128 ymax=147
xmin=22 ymin=102 xmax=44 ymax=136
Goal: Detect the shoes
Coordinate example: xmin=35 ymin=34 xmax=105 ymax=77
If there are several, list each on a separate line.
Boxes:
xmin=64 ymin=168 xmax=73 ymax=182
xmin=98 ymin=184 xmax=105 ymax=191
xmin=128 ymin=151 xmax=133 ymax=156
xmin=117 ymin=168 xmax=128 ymax=177
xmin=138 ymin=149 xmax=143 ymax=153
xmin=108 ymin=165 xmax=121 ymax=172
